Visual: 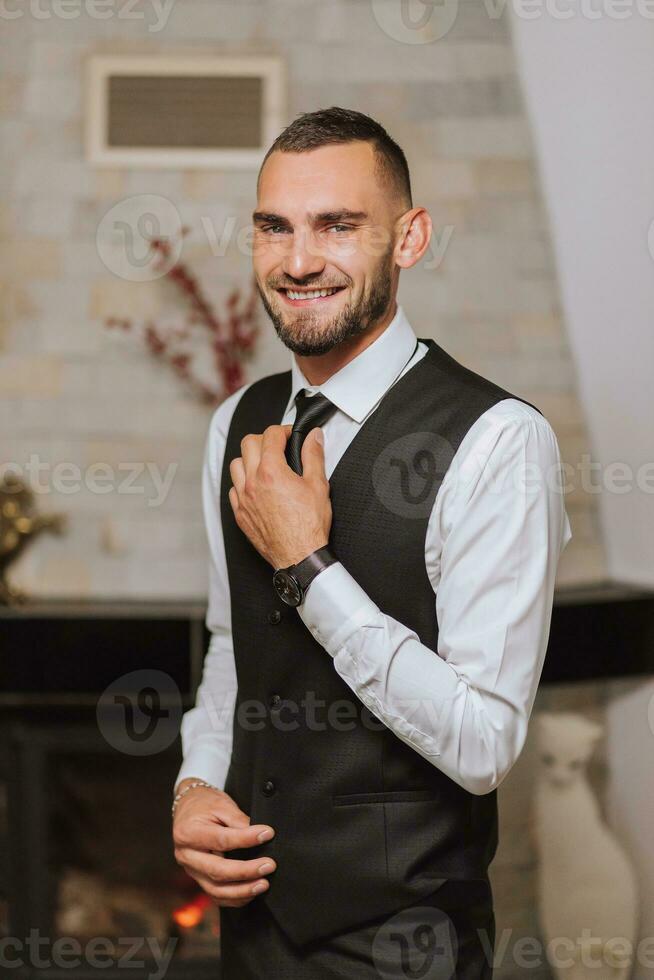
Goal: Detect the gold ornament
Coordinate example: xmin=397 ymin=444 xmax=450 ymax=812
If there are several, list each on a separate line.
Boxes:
xmin=0 ymin=473 xmax=67 ymax=606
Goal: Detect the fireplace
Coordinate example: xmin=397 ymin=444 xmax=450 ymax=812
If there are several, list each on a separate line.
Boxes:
xmin=0 ymin=599 xmax=219 ymax=979
xmin=1 ymin=584 xmax=653 ymax=978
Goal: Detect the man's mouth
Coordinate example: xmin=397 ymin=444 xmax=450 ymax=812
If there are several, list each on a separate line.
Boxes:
xmin=276 ymin=285 xmax=347 ymax=306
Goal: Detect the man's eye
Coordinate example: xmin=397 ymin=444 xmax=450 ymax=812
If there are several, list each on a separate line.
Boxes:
xmin=261 ymin=225 xmax=289 ymax=234
xmin=328 ymin=224 xmax=353 ymax=233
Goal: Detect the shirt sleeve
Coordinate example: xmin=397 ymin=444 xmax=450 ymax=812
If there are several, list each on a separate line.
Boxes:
xmin=174 ymin=391 xmax=247 ymax=794
xmin=297 ymin=406 xmax=572 ymax=796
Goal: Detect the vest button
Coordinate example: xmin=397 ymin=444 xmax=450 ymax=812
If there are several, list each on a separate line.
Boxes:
xmin=269 ymin=693 xmax=282 ymax=709
xmin=267 ymin=610 xmax=282 ymax=624
xmin=262 ymin=779 xmax=276 ymax=796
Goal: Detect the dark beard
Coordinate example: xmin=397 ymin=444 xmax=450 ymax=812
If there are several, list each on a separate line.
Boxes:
xmin=257 ymin=256 xmax=395 ymax=357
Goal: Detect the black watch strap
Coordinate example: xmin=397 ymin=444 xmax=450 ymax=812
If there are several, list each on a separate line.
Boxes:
xmin=291 ymin=545 xmax=337 ymax=593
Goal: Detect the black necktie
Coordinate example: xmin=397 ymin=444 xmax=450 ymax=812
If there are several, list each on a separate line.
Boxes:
xmin=285 ymin=389 xmax=337 ymax=475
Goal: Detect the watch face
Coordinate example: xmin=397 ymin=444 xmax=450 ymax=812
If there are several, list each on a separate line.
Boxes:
xmin=272 ymin=570 xmax=303 ymax=607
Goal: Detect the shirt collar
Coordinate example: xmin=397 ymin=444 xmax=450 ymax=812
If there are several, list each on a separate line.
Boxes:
xmin=283 ymin=303 xmax=419 ymax=424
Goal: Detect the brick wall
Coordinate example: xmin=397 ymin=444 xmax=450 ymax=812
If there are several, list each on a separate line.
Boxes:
xmin=0 ymin=0 xmax=605 ymax=598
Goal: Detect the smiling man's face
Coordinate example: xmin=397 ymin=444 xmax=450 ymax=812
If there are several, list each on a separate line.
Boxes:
xmin=252 ymin=141 xmax=406 ymax=356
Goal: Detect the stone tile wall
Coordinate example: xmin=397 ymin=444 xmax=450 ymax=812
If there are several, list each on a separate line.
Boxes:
xmin=0 ymin=0 xmax=604 ymax=598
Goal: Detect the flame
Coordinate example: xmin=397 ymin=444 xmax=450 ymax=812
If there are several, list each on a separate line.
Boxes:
xmin=173 ymin=893 xmax=212 ymax=929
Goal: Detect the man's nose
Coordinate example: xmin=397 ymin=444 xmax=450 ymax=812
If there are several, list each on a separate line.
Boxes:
xmin=281 ymin=230 xmax=325 ymax=281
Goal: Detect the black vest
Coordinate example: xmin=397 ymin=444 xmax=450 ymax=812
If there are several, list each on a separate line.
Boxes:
xmin=220 ymin=337 xmax=541 ymax=946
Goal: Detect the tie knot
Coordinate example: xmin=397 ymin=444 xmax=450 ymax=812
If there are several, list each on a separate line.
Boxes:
xmin=285 ymin=389 xmax=337 ymax=475
xmin=291 ymin=389 xmax=337 ymax=433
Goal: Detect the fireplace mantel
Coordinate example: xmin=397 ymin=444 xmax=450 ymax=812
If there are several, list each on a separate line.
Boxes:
xmin=1 ymin=580 xmax=653 ymax=705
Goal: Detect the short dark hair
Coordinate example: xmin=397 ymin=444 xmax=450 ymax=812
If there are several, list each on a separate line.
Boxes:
xmin=258 ymin=106 xmax=413 ymax=210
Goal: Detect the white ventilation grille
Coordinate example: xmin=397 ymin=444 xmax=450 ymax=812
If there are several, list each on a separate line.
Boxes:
xmin=85 ymin=55 xmax=286 ymax=169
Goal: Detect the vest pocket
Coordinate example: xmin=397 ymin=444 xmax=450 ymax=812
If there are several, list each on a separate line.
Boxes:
xmin=385 ymin=794 xmax=475 ymax=882
xmin=332 ymin=788 xmax=440 ymax=805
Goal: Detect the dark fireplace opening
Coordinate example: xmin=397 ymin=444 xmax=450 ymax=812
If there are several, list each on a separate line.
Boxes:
xmin=3 ymin=721 xmax=221 ymax=978
xmin=4 ymin=721 xmax=221 ymax=978
xmin=0 ymin=600 xmax=220 ymax=979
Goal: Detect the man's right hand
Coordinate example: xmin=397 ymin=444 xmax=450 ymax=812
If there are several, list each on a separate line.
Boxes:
xmin=172 ymin=781 xmax=277 ymax=908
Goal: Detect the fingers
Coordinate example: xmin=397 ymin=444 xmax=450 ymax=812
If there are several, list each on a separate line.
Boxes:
xmin=229 ymin=455 xmax=245 ymax=501
xmin=261 ymin=423 xmax=291 ymax=454
xmin=205 ymin=789 xmax=251 ymax=828
xmin=232 ymin=426 xmax=287 ymax=497
xmin=240 ymin=431 xmax=262 ymax=483
xmin=175 ymin=847 xmax=277 ymax=886
xmin=172 ymin=789 xmax=278 ymax=908
xmin=233 ymin=426 xmax=294 ymax=484
xmin=174 ymin=819 xmax=275 ymax=854
xmin=186 ymin=867 xmax=273 ymax=908
xmin=300 ymin=427 xmax=328 ymax=482
xmin=259 ymin=423 xmax=326 ymax=482
xmin=260 ymin=425 xmax=293 ymax=478
xmin=222 ymin=801 xmax=251 ymax=830
xmin=229 ymin=432 xmax=262 ymax=504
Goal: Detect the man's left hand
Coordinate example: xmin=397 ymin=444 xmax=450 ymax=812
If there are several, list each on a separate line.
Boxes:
xmin=228 ymin=424 xmax=332 ymax=569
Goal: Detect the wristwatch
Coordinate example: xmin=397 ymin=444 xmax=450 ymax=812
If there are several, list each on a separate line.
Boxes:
xmin=272 ymin=546 xmax=337 ymax=607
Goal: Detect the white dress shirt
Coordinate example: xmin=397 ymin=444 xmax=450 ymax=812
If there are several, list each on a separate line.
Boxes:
xmin=176 ymin=303 xmax=572 ymax=797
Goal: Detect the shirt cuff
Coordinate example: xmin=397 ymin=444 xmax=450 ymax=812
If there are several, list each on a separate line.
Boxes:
xmin=297 ymin=560 xmax=381 ymax=656
xmin=174 ymin=744 xmax=230 ymax=795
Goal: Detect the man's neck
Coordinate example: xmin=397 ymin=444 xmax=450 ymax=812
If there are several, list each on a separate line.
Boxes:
xmin=294 ymin=300 xmax=398 ymax=386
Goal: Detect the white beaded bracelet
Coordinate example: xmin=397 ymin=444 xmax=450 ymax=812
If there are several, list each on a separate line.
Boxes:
xmin=171 ymin=779 xmax=221 ymax=819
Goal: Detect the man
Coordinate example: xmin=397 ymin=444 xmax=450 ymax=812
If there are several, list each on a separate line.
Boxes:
xmin=172 ymin=107 xmax=571 ymax=978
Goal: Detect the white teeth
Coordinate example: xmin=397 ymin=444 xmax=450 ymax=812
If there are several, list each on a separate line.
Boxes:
xmin=286 ymin=287 xmax=340 ymax=300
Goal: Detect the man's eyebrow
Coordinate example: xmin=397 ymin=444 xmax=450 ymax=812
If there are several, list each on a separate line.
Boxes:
xmin=252 ymin=209 xmax=369 ymax=225
xmin=252 ymin=211 xmax=289 ymax=225
xmin=311 ymin=209 xmax=369 ymax=223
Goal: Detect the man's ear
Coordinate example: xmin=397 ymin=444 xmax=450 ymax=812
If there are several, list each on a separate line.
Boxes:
xmin=395 ymin=207 xmax=432 ymax=270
